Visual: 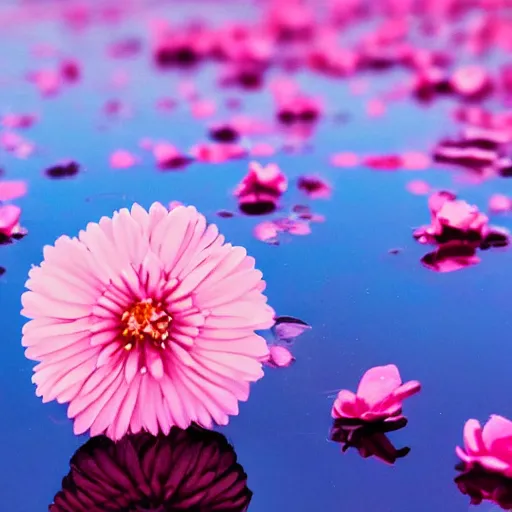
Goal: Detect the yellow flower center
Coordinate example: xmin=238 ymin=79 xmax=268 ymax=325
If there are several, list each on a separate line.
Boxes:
xmin=121 ymin=299 xmax=171 ymax=350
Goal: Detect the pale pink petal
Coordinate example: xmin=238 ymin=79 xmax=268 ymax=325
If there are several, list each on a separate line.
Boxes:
xmin=0 ymin=180 xmax=27 ymax=201
xmin=357 ymin=364 xmax=402 ymax=406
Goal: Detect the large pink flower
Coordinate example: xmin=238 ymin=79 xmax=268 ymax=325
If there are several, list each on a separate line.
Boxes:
xmin=21 ymin=203 xmax=274 ymax=440
xmin=331 ymin=364 xmax=421 ymax=423
xmin=456 ymin=415 xmax=512 ymax=477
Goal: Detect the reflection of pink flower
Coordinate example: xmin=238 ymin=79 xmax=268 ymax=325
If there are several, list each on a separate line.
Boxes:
xmin=22 ymin=203 xmax=274 ymax=440
xmin=456 ymin=415 xmax=512 ymax=477
xmin=331 ymin=364 xmax=421 ymax=423
xmin=50 ymin=426 xmax=252 ymax=512
xmin=0 ymin=204 xmax=23 ymax=238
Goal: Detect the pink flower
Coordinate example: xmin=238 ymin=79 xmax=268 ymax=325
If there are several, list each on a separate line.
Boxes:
xmin=50 ymin=426 xmax=252 ymax=511
xmin=110 ymin=149 xmax=137 ymax=169
xmin=451 ymin=65 xmax=493 ymax=100
xmin=0 ymin=204 xmax=23 ymax=238
xmin=456 ymin=415 xmax=512 ymax=477
xmin=0 ymin=180 xmax=27 ymax=201
xmin=235 ymin=161 xmax=288 ymax=215
xmin=21 ymin=203 xmax=275 ymax=440
xmin=1 ymin=113 xmax=37 ymax=129
xmin=331 ymin=364 xmax=421 ymax=423
xmin=406 ymin=180 xmax=431 ymax=195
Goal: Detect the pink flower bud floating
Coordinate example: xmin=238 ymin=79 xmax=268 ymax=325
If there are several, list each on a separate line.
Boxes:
xmin=21 ymin=203 xmax=275 ymax=440
xmin=331 ymin=364 xmax=421 ymax=423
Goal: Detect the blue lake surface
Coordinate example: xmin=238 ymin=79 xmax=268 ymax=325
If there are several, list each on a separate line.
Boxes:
xmin=1 ymin=1 xmax=512 ymax=510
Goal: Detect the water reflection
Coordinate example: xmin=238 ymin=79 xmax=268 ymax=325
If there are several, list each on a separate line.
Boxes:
xmin=330 ymin=417 xmax=410 ymax=465
xmin=50 ymin=426 xmax=252 ymax=512
xmin=455 ymin=463 xmax=512 ymax=510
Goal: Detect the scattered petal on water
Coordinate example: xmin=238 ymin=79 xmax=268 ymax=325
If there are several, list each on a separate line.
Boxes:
xmin=110 ymin=149 xmax=138 ymax=169
xmin=331 ymin=152 xmax=360 ymax=168
xmin=406 ymin=180 xmax=431 ymax=195
xmin=266 ymin=345 xmax=295 ymax=368
xmin=153 ymin=142 xmax=191 ymax=170
xmin=0 ymin=180 xmax=27 ymax=201
xmin=363 ymin=155 xmax=403 ymax=170
xmin=489 ymin=194 xmax=511 ymax=213
xmin=1 ymin=113 xmax=37 ymax=129
xmin=0 ymin=204 xmax=24 ymax=238
xmin=273 ymin=316 xmax=311 ymax=342
xmin=297 ymin=175 xmax=332 ymax=199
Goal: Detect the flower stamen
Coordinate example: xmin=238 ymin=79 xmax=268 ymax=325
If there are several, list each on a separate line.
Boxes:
xmin=121 ymin=299 xmax=171 ymax=350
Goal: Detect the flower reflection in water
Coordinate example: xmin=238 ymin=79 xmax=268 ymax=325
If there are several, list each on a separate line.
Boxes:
xmin=50 ymin=426 xmax=252 ymax=512
xmin=330 ymin=417 xmax=410 ymax=465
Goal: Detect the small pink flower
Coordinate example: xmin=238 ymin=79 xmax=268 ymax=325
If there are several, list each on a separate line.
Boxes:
xmin=456 ymin=415 xmax=512 ymax=478
xmin=235 ymin=162 xmax=287 ymax=215
xmin=331 ymin=364 xmax=421 ymax=423
xmin=0 ymin=180 xmax=27 ymax=201
xmin=22 ymin=203 xmax=275 ymax=440
xmin=110 ymin=150 xmax=138 ymax=169
xmin=0 ymin=204 xmax=23 ymax=237
xmin=250 ymin=143 xmax=276 ymax=157
xmin=30 ymin=69 xmax=62 ymax=96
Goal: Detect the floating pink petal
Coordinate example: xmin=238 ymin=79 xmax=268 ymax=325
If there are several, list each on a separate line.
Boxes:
xmin=30 ymin=69 xmax=62 ymax=96
xmin=366 ymin=99 xmax=386 ymax=117
xmin=297 ymin=175 xmax=332 ymax=199
xmin=401 ymin=152 xmax=430 ymax=170
xmin=0 ymin=180 xmax=27 ymax=201
xmin=250 ymin=143 xmax=276 ymax=157
xmin=191 ymin=99 xmax=216 ymax=119
xmin=0 ymin=131 xmax=35 ymax=159
xmin=0 ymin=204 xmax=23 ymax=237
xmin=1 ymin=113 xmax=37 ymax=129
xmin=451 ymin=65 xmax=493 ymax=100
xmin=489 ymin=194 xmax=511 ymax=213
xmin=153 ymin=142 xmax=191 ymax=170
xmin=21 ymin=203 xmax=275 ymax=440
xmin=191 ymin=142 xmax=245 ymax=163
xmin=406 ymin=180 xmax=431 ymax=195
xmin=363 ymin=155 xmax=403 ymax=170
xmin=266 ymin=345 xmax=295 ymax=368
xmin=331 ymin=152 xmax=360 ymax=168
xmin=331 ymin=364 xmax=421 ymax=423
xmin=110 ymin=150 xmax=137 ymax=169
xmin=253 ymin=221 xmax=280 ymax=244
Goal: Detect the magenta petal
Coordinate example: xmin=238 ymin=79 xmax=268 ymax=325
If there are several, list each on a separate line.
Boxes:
xmin=0 ymin=204 xmax=21 ymax=236
xmin=463 ymin=419 xmax=485 ymax=455
xmin=357 ymin=364 xmax=401 ymax=406
xmin=482 ymin=415 xmax=512 ymax=456
xmin=332 ymin=390 xmax=360 ymax=419
xmin=391 ymin=380 xmax=421 ymax=402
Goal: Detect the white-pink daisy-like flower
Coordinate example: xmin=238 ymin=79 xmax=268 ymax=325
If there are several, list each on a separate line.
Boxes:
xmin=21 ymin=203 xmax=274 ymax=440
